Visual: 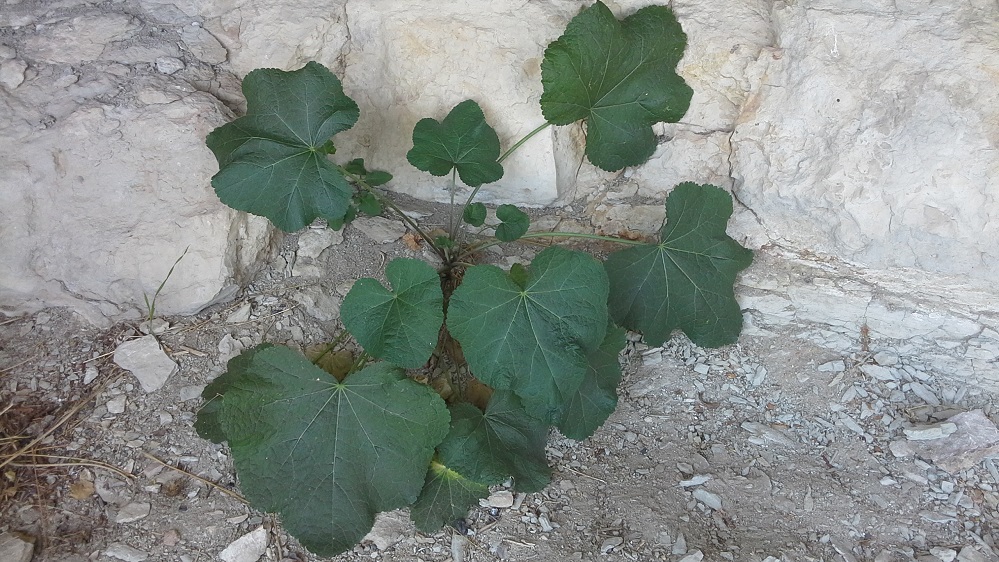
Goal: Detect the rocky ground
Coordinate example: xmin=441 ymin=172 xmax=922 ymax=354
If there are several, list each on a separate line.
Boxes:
xmin=2 ymin=201 xmax=999 ymax=562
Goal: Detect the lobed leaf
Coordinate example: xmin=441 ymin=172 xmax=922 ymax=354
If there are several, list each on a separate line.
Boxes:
xmin=195 ymin=345 xmax=449 ymax=556
xmin=341 ymin=258 xmax=444 ymax=368
xmin=437 ymin=392 xmax=550 ymax=493
xmin=410 ymin=460 xmax=489 ymax=533
xmin=206 ymin=62 xmax=360 ymax=231
xmin=604 ymin=183 xmax=753 ymax=348
xmin=494 ymin=205 xmax=530 ymax=242
xmin=540 ymin=2 xmax=693 ymax=171
xmin=555 ymin=322 xmax=626 ymax=440
xmin=407 ymin=100 xmax=504 ymax=187
xmin=463 ymin=202 xmax=487 ymax=227
xmin=448 ymin=246 xmax=609 ymax=422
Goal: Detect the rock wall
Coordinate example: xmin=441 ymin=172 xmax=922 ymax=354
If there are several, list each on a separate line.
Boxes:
xmin=1 ymin=0 xmax=996 ymax=381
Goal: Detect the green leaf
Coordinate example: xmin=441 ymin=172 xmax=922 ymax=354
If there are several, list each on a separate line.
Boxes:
xmin=365 ymin=171 xmax=393 ymax=187
xmin=196 ymin=345 xmax=449 ymax=556
xmin=437 ymin=392 xmax=550 ymax=492
xmin=448 ymin=246 xmax=609 ymax=422
xmin=206 ymin=62 xmax=360 ymax=231
xmin=463 ymin=202 xmax=487 ymax=227
xmin=343 ymin=158 xmax=393 ymax=187
xmin=327 ymin=204 xmax=358 ymax=231
xmin=343 ymin=158 xmax=367 ymax=176
xmin=410 ymin=460 xmax=489 ymax=533
xmin=540 ymin=2 xmax=693 ymax=171
xmin=556 ymin=323 xmax=626 ymax=440
xmin=341 ymin=258 xmax=444 ymax=368
xmin=407 ymin=100 xmax=504 ymax=187
xmin=605 ymin=183 xmax=753 ymax=348
xmin=354 ymin=192 xmax=382 ymax=216
xmin=495 ymin=204 xmax=529 ymax=242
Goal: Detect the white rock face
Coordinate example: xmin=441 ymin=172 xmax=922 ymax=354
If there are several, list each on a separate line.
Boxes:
xmin=728 ymin=1 xmax=999 ymax=282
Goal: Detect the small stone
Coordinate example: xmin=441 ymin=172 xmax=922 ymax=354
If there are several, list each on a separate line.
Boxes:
xmin=352 ymin=216 xmax=408 ymax=244
xmin=889 ymin=440 xmax=915 ymax=458
xmin=692 ymin=489 xmax=722 ymax=510
xmin=297 ymin=228 xmax=343 ymax=260
xmin=679 ymin=551 xmax=704 ymax=562
xmin=818 ymin=360 xmax=846 ymax=373
xmin=84 ymin=365 xmax=100 ymax=384
xmin=872 ymin=350 xmax=899 ymax=366
xmin=225 ymin=302 xmax=252 ymax=323
xmin=860 ymin=364 xmax=895 ymax=381
xmin=0 ymin=532 xmax=34 ymax=562
xmin=218 ymin=333 xmax=245 ymax=363
xmin=0 ymin=59 xmax=27 ymax=90
xmin=923 ymin=410 xmax=999 ymax=473
xmin=113 ymin=335 xmax=178 ymax=392
xmin=672 ymin=532 xmax=687 ymax=555
xmin=480 ymin=490 xmax=515 ymax=509
xmin=679 ymin=475 xmax=711 ymax=487
xmin=219 ymin=527 xmax=268 ymax=562
xmin=115 ymin=502 xmax=151 ymax=523
xmin=106 ymin=395 xmax=127 ymax=415
xmin=957 ymin=546 xmax=989 ymax=562
xmin=361 ymin=511 xmax=408 ymax=551
xmin=162 ymin=529 xmax=181 ymax=547
xmin=292 ymin=286 xmax=340 ymax=322
xmin=930 ymin=547 xmax=958 ymax=562
xmin=154 ymin=56 xmax=184 ymax=74
xmin=538 ymin=513 xmax=554 ymax=532
xmin=904 ymin=422 xmax=958 ymax=441
xmin=105 ymin=543 xmax=149 ymax=562
xmin=138 ymin=318 xmax=170 ymax=335
xmin=600 ymin=536 xmax=623 ymax=554
xmin=908 ymin=381 xmax=941 ymax=405
xmin=451 ymin=534 xmax=467 ymax=562
xmin=178 ymin=385 xmax=205 ymax=402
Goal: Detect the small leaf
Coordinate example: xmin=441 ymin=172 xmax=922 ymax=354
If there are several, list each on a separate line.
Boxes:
xmin=195 ymin=345 xmax=450 ymax=556
xmin=327 ymin=204 xmax=358 ymax=231
xmin=494 ymin=205 xmax=529 ymax=242
xmin=355 ymin=192 xmax=382 ymax=216
xmin=343 ymin=158 xmax=368 ymax=176
xmin=365 ymin=171 xmax=393 ymax=187
xmin=437 ymin=392 xmax=550 ymax=493
xmin=410 ymin=460 xmax=489 ymax=533
xmin=448 ymin=247 xmax=609 ymax=422
xmin=407 ymin=100 xmax=504 ymax=187
xmin=556 ymin=323 xmax=626 ymax=440
xmin=605 ymin=183 xmax=753 ymax=348
xmin=341 ymin=258 xmax=444 ymax=368
xmin=206 ymin=62 xmax=360 ymax=231
xmin=463 ymin=202 xmax=487 ymax=227
xmin=540 ymin=2 xmax=692 ymax=171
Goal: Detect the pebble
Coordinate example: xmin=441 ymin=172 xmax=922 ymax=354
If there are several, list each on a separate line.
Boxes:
xmin=678 ymin=551 xmax=704 ymax=562
xmin=114 ymin=502 xmax=151 ymax=523
xmin=361 ymin=511 xmax=408 ymax=550
xmin=450 ymin=534 xmax=467 ymax=562
xmin=692 ymin=489 xmax=722 ymax=510
xmin=84 ymin=365 xmax=100 ymax=384
xmin=106 ymin=395 xmax=127 ymax=415
xmin=481 ymin=490 xmax=514 ymax=509
xmin=225 ymin=302 xmax=252 ymax=324
xmin=908 ymin=381 xmax=941 ymax=405
xmin=352 ymin=216 xmax=408 ymax=244
xmin=154 ymin=56 xmax=184 ymax=74
xmin=113 ymin=335 xmax=178 ymax=392
xmin=818 ymin=360 xmax=846 ymax=373
xmin=0 ymin=532 xmax=34 ymax=562
xmin=218 ymin=333 xmax=245 ymax=363
xmin=930 ymin=547 xmax=958 ymax=562
xmin=860 ymin=364 xmax=896 ymax=381
xmin=219 ymin=527 xmax=268 ymax=562
xmin=178 ymin=385 xmax=205 ymax=402
xmin=672 ymin=532 xmax=687 ymax=555
xmin=679 ymin=475 xmax=711 ymax=487
xmin=105 ymin=543 xmax=149 ymax=562
xmin=599 ymin=536 xmax=623 ymax=554
xmin=904 ymin=422 xmax=958 ymax=441
xmin=0 ymin=58 xmax=27 ymax=90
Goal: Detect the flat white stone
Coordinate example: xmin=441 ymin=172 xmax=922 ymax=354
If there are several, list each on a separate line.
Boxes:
xmin=114 ymin=502 xmax=151 ymax=524
xmin=904 ymin=422 xmax=958 ymax=441
xmin=105 ymin=543 xmax=149 ymax=562
xmin=692 ymin=489 xmax=723 ymax=510
xmin=0 ymin=532 xmax=33 ymax=562
xmin=219 ymin=526 xmax=267 ymax=562
xmin=113 ymin=336 xmax=177 ymax=393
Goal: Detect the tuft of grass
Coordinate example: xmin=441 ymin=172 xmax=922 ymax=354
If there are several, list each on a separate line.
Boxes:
xmin=143 ymin=246 xmax=189 ymax=322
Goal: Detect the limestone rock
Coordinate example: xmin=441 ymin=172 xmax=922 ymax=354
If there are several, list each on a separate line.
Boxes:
xmin=362 ymin=511 xmax=410 ymax=551
xmin=0 ymin=532 xmax=34 ymax=562
xmin=113 ymin=335 xmax=178 ymax=393
xmin=730 ymin=1 xmax=999 ymax=282
xmin=219 ymin=526 xmax=268 ymax=562
xmin=352 ymin=217 xmax=408 ymax=245
xmin=921 ymin=410 xmax=999 ymax=473
xmin=105 ymin=543 xmax=149 ymax=562
xmin=21 ymin=12 xmax=140 ymax=64
xmin=0 ymin=59 xmax=27 ymax=90
xmin=0 ymin=63 xmax=274 ymax=324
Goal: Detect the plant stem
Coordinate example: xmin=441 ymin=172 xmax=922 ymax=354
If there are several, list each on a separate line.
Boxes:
xmin=311 ymin=330 xmax=350 ymax=365
xmin=458 ymin=230 xmax=648 ymax=260
xmin=339 ymin=165 xmax=447 ymax=261
xmin=448 ymin=169 xmax=459 ymax=242
xmin=457 ymin=121 xmax=553 ymax=223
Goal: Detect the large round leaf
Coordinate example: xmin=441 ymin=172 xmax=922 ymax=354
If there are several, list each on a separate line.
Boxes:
xmin=448 ymin=246 xmax=609 ymax=422
xmin=540 ymin=2 xmax=692 ymax=171
xmin=206 ymin=62 xmax=359 ymax=231
xmin=555 ymin=322 xmax=626 ymax=440
xmin=605 ymin=183 xmax=753 ymax=348
xmin=196 ymin=345 xmax=449 ymax=556
xmin=341 ymin=258 xmax=444 ymax=368
xmin=410 ymin=460 xmax=489 ymax=533
xmin=406 ymin=99 xmax=504 ymax=187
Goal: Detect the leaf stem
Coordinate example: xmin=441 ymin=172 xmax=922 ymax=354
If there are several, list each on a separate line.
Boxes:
xmin=339 ymin=165 xmax=447 ymax=261
xmin=458 ymin=230 xmax=647 ymax=260
xmin=457 ymin=122 xmax=552 ymax=228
